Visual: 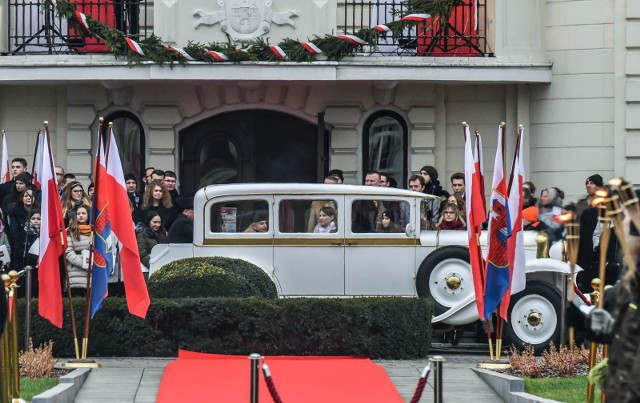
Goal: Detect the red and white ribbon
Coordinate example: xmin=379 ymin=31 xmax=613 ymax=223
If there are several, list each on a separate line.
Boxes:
xmin=401 ymin=13 xmax=431 ymax=21
xmin=205 ymin=50 xmax=229 ymax=61
xmin=75 ymin=10 xmax=90 ymax=32
xmin=373 ymin=24 xmax=391 ymax=33
xmin=301 ymin=42 xmax=322 ymax=54
xmin=336 ymin=35 xmax=366 ymax=46
xmin=166 ymin=46 xmax=195 ymax=61
xmin=125 ymin=37 xmax=145 ymax=56
xmin=269 ymin=45 xmax=287 ymax=60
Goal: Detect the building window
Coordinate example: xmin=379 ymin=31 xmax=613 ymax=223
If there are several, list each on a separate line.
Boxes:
xmin=363 ymin=112 xmax=407 ymax=187
xmin=102 ymin=111 xmax=145 ymax=181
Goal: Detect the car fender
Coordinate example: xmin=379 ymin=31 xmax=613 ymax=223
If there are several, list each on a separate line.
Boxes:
xmin=431 ymin=293 xmax=479 ymax=326
xmin=525 ymin=257 xmax=584 ymax=276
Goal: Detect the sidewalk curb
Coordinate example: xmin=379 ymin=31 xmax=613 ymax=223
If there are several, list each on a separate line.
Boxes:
xmin=472 ymin=368 xmax=560 ymax=403
xmin=32 ymin=368 xmax=92 ymax=403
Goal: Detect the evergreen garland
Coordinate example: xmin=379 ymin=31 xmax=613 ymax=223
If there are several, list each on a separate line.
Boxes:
xmin=55 ymin=0 xmax=464 ymax=64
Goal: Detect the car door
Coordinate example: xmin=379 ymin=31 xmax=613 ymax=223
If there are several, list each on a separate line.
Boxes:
xmin=344 ymin=196 xmax=416 ymax=295
xmin=273 ymin=195 xmax=345 ymax=296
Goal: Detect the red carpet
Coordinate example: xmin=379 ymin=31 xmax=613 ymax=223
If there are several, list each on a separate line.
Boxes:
xmin=157 ymin=350 xmax=403 ymax=402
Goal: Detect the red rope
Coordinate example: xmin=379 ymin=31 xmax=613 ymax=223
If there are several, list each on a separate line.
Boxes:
xmin=410 ymin=377 xmax=427 ymax=403
xmin=262 ymin=363 xmax=283 ymax=403
xmin=574 ymin=284 xmax=592 ymax=305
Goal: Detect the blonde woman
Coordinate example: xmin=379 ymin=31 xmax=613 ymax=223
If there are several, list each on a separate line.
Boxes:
xmin=436 ymin=202 xmax=466 ymax=231
xmin=61 ymin=181 xmax=91 ymax=226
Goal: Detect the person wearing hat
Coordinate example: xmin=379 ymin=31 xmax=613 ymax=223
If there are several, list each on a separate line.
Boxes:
xmin=245 ymin=212 xmax=269 ymax=233
xmin=419 ymin=165 xmax=446 ymax=197
xmin=2 ymin=171 xmax=33 ymax=221
xmin=575 ymin=174 xmax=607 ymax=291
xmin=167 ymin=195 xmax=194 ymax=243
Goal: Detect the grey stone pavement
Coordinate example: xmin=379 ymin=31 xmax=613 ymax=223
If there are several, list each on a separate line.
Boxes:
xmin=70 ymin=354 xmax=503 ymax=402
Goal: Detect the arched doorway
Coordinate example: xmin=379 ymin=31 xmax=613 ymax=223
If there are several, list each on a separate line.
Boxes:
xmin=179 ymin=110 xmax=328 ymax=194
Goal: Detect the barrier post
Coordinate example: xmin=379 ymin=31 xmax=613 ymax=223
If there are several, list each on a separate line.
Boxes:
xmin=249 ymin=353 xmax=261 ymax=403
xmin=430 ymin=355 xmax=446 ymax=403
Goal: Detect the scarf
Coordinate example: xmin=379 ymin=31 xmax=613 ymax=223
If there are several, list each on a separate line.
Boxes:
xmin=78 ymin=224 xmax=92 ymax=236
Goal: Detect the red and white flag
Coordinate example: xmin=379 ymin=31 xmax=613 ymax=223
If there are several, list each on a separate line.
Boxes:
xmin=205 ymin=50 xmax=229 ymax=61
xmin=35 ymin=125 xmax=67 ymax=328
xmin=301 ymin=42 xmax=322 ymax=54
xmin=336 ymin=35 xmax=366 ymax=46
xmin=0 ymin=131 xmax=10 ymax=184
xmin=103 ymin=128 xmax=150 ymax=318
xmin=75 ymin=10 xmax=90 ymax=32
xmin=500 ymin=126 xmax=527 ymax=320
xmin=167 ymin=46 xmax=195 ymax=61
xmin=474 ymin=132 xmax=486 ymax=215
xmin=125 ymin=37 xmax=145 ymax=56
xmin=269 ymin=45 xmax=287 ymax=60
xmin=464 ymin=124 xmax=486 ymax=320
xmin=373 ymin=24 xmax=391 ymax=33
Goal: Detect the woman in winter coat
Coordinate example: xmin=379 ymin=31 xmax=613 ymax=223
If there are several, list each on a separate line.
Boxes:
xmin=65 ymin=205 xmax=92 ymax=296
xmin=13 ymin=210 xmax=40 ymax=297
xmin=136 ymin=210 xmax=168 ymax=281
xmin=537 ymin=187 xmax=565 ymax=244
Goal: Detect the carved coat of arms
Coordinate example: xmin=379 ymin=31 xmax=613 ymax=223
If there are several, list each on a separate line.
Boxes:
xmin=194 ymin=0 xmax=297 ymax=43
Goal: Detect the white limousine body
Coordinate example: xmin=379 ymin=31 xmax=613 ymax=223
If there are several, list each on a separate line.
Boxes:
xmin=150 ymin=183 xmax=581 ymax=352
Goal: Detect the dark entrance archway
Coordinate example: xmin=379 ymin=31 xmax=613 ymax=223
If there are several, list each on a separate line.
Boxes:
xmin=179 ymin=110 xmax=328 ymax=195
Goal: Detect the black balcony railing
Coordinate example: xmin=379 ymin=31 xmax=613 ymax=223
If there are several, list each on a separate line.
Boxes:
xmin=7 ymin=0 xmax=149 ymax=54
xmin=5 ymin=0 xmax=486 ymax=57
xmin=342 ymin=0 xmax=488 ymax=57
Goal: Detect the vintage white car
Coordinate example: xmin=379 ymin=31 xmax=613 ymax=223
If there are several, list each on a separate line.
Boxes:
xmin=150 ymin=183 xmax=581 ymax=352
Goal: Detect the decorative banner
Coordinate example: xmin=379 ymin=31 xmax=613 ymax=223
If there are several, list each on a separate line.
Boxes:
xmin=301 ymin=42 xmax=322 ymax=54
xmin=205 ymin=50 xmax=229 ymax=61
xmin=336 ymin=35 xmax=366 ymax=46
xmin=373 ymin=24 xmax=391 ymax=33
xmin=75 ymin=10 xmax=91 ymax=32
xmin=125 ymin=37 xmax=145 ymax=56
xmin=166 ymin=46 xmax=195 ymax=61
xmin=269 ymin=45 xmax=287 ymax=60
xmin=401 ymin=14 xmax=431 ymax=21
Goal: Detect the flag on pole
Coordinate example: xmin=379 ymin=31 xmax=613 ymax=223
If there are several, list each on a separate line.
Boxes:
xmin=500 ymin=126 xmax=527 ymax=320
xmin=483 ymin=125 xmax=511 ymax=320
xmin=90 ymin=128 xmax=113 ymax=317
xmin=473 ymin=132 xmax=486 ymax=215
xmin=464 ymin=124 xmax=486 ymax=320
xmin=101 ymin=127 xmax=149 ymax=318
xmin=0 ymin=131 xmax=10 ymax=184
xmin=35 ymin=124 xmax=67 ymax=328
xmin=31 ymin=130 xmax=44 ymax=188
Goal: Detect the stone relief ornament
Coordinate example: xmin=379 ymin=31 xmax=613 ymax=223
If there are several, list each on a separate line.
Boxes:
xmin=194 ymin=0 xmax=298 ymax=43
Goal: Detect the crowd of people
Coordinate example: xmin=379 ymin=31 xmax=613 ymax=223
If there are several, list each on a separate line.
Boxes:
xmin=0 ymin=160 xmax=194 ymax=298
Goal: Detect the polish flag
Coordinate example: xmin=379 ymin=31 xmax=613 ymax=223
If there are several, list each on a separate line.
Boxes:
xmin=75 ymin=10 xmax=90 ymax=32
xmin=464 ymin=124 xmax=486 ymax=320
xmin=167 ymin=46 xmax=195 ymax=61
xmin=125 ymin=37 xmax=145 ymax=56
xmin=401 ymin=14 xmax=431 ymax=22
xmin=373 ymin=24 xmax=391 ymax=33
xmin=474 ymin=132 xmax=486 ymax=215
xmin=103 ymin=127 xmax=149 ymax=318
xmin=35 ymin=125 xmax=67 ymax=328
xmin=301 ymin=42 xmax=322 ymax=54
xmin=336 ymin=35 xmax=367 ymax=46
xmin=0 ymin=131 xmax=10 ymax=184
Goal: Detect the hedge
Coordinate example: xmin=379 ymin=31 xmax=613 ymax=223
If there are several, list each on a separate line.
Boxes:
xmin=148 ymin=257 xmax=278 ymax=299
xmin=18 ymin=297 xmax=433 ymax=359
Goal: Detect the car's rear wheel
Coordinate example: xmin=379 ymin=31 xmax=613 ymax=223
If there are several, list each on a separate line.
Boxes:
xmin=504 ymin=281 xmax=561 ymax=354
xmin=416 ymin=246 xmax=474 ymax=316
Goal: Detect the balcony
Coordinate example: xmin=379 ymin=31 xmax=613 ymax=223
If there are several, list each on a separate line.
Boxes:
xmin=2 ymin=0 xmax=487 ymax=57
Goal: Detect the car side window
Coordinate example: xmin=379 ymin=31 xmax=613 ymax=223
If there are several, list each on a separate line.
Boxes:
xmin=278 ymin=199 xmax=338 ymax=233
xmin=210 ymin=200 xmax=270 ymax=233
xmin=351 ymin=199 xmax=410 ymax=233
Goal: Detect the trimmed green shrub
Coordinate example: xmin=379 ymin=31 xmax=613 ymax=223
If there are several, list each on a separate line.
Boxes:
xmin=148 ymin=257 xmax=278 ymax=299
xmin=20 ymin=297 xmax=433 ymax=359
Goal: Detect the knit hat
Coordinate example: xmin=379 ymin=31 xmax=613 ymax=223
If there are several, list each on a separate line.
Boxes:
xmin=124 ymin=173 xmax=137 ymax=183
xmin=382 ymin=210 xmax=395 ymax=221
xmin=522 ymin=206 xmax=539 ymax=222
xmin=327 ymin=169 xmax=344 ymax=183
xmin=420 ymin=166 xmax=438 ymax=182
xmin=15 ymin=172 xmax=32 ymax=185
xmin=586 ymin=174 xmax=603 ymax=188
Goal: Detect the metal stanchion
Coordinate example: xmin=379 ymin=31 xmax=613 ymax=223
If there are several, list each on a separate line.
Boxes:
xmin=430 ymin=355 xmax=446 ymax=403
xmin=249 ymin=353 xmax=262 ymax=403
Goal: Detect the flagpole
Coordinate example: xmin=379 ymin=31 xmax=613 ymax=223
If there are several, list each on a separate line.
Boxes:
xmin=43 ymin=121 xmax=80 ymax=360
xmin=31 ymin=130 xmax=41 ymax=177
xmin=494 ymin=122 xmax=506 ymax=361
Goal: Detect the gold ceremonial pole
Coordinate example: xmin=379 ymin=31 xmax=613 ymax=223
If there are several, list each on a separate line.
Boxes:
xmin=8 ymin=272 xmax=19 ymax=400
xmin=2 ymin=274 xmax=11 ymax=403
xmin=565 ymin=220 xmax=580 ymax=350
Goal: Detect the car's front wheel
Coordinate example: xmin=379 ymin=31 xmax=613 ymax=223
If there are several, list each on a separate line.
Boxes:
xmin=416 ymin=246 xmax=474 ymax=316
xmin=503 ymin=281 xmax=561 ymax=354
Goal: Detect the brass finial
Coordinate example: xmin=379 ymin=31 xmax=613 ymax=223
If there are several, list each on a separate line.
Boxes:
xmin=109 ymin=122 xmax=113 ymax=128
xmin=518 ymin=124 xmax=524 ymax=129
xmin=99 ymin=117 xmax=104 ymax=124
xmin=500 ymin=122 xmax=506 ymax=127
xmin=462 ymin=121 xmax=468 ymax=127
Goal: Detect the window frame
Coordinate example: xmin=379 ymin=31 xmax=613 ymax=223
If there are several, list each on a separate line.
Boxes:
xmin=362 ymin=111 xmax=408 ymax=187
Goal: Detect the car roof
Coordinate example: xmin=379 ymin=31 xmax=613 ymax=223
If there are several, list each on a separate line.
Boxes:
xmin=199 ymin=183 xmax=440 ymax=200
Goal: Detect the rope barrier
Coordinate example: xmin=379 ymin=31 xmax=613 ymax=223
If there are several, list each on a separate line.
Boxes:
xmin=410 ymin=362 xmax=432 ymax=403
xmin=262 ymin=362 xmax=283 ymax=403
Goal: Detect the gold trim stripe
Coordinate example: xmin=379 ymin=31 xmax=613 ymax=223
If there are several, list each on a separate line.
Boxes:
xmin=202 ymin=238 xmax=416 ymax=246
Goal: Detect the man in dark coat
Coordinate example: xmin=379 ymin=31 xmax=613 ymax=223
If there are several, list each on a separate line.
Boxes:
xmin=168 ymin=196 xmax=194 ymax=243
